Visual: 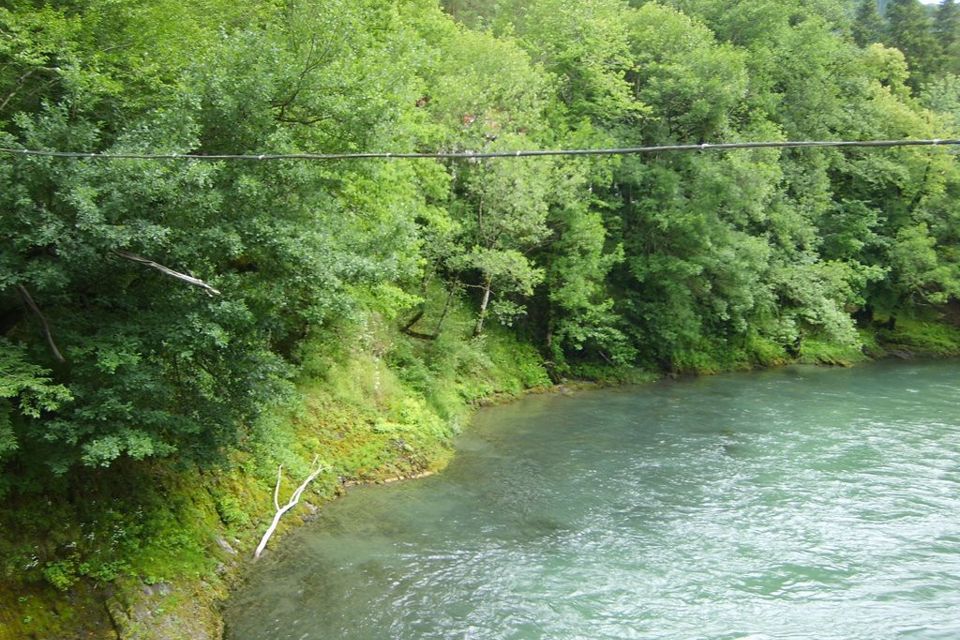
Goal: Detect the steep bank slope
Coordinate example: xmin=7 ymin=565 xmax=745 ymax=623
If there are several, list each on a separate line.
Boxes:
xmin=0 ymin=307 xmax=556 ymax=639
xmin=5 ymin=310 xmax=960 ymax=639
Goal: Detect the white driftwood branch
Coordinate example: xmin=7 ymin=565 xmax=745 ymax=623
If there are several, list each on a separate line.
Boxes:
xmin=114 ymin=250 xmax=221 ymax=296
xmin=254 ymin=456 xmax=324 ymax=559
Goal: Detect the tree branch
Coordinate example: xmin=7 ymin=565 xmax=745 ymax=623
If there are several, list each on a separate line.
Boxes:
xmin=114 ymin=250 xmax=221 ymax=296
xmin=401 ymin=307 xmax=425 ymax=332
xmin=16 ymin=285 xmax=65 ymax=363
xmin=254 ymin=456 xmax=325 ymax=559
xmin=0 ymin=67 xmax=60 ymax=113
xmin=274 ymin=113 xmax=331 ymax=126
xmin=433 ymin=280 xmax=459 ymax=336
xmin=402 ymin=328 xmax=438 ymax=340
xmin=399 ymin=306 xmax=438 ymax=339
xmin=0 ymin=69 xmax=35 ymax=113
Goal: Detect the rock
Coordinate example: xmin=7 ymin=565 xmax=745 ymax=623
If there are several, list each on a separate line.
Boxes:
xmin=109 ymin=578 xmax=224 ymax=640
xmin=889 ymin=349 xmax=914 ymax=360
xmin=215 ymin=537 xmax=237 ymax=556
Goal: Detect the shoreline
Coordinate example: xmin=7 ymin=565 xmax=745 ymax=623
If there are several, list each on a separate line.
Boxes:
xmin=3 ymin=326 xmax=959 ymax=640
xmin=215 ymin=347 xmax=952 ymax=639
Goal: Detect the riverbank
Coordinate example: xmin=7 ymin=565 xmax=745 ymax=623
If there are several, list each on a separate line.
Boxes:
xmin=0 ymin=305 xmax=558 ymax=640
xmin=2 ymin=312 xmax=959 ymax=640
xmin=225 ymin=358 xmax=960 ymax=639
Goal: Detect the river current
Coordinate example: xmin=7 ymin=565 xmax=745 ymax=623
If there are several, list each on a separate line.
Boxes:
xmin=225 ymin=361 xmax=960 ymax=639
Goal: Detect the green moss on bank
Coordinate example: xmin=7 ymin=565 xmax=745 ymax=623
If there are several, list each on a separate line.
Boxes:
xmin=665 ymin=331 xmax=791 ymax=375
xmin=2 ymin=307 xmax=958 ymax=640
xmin=877 ymin=318 xmax=960 ymax=356
xmin=0 ymin=306 xmax=550 ymax=640
xmin=797 ymin=337 xmax=869 ymax=366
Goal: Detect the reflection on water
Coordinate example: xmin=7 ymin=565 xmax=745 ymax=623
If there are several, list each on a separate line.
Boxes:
xmin=226 ymin=361 xmax=960 ymax=640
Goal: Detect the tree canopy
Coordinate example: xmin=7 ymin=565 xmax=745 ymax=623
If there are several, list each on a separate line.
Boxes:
xmin=2 ymin=0 xmax=959 ymax=495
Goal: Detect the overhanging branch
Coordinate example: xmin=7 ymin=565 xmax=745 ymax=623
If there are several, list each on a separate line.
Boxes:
xmin=114 ymin=250 xmax=221 ymax=296
xmin=16 ymin=284 xmax=65 ymax=363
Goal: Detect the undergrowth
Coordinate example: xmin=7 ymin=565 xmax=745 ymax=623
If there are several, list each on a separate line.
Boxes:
xmin=0 ymin=299 xmax=550 ymax=639
xmin=2 ymin=299 xmax=957 ymax=639
xmin=877 ymin=317 xmax=960 ymax=356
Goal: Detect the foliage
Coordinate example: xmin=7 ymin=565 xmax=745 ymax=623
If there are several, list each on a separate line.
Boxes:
xmin=935 ymin=0 xmax=960 ymax=74
xmin=854 ymin=0 xmax=886 ymax=47
xmin=4 ymin=0 xmax=957 ymax=488
xmin=885 ymin=0 xmax=941 ymax=88
xmin=2 ymin=0 xmax=960 ymax=631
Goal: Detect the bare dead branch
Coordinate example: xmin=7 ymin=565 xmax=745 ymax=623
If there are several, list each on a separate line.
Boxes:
xmin=114 ymin=250 xmax=221 ymax=296
xmin=254 ymin=456 xmax=325 ymax=559
xmin=16 ymin=285 xmax=65 ymax=363
xmin=401 ymin=308 xmax=425 ymax=332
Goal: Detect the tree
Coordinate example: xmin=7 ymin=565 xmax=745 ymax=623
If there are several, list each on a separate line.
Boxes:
xmin=935 ymin=0 xmax=960 ymax=74
xmin=486 ymin=0 xmax=640 ymax=365
xmin=886 ymin=0 xmax=941 ymax=87
xmin=0 ymin=0 xmax=448 ymax=482
xmin=534 ymin=153 xmax=632 ymax=369
xmin=921 ymin=74 xmax=960 ymax=128
xmin=853 ymin=0 xmax=887 ymax=46
xmin=450 ymin=154 xmax=552 ymax=336
xmin=492 ymin=0 xmax=642 ymax=127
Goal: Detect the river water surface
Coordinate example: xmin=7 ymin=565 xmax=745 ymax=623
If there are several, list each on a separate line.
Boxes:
xmin=225 ymin=361 xmax=960 ymax=639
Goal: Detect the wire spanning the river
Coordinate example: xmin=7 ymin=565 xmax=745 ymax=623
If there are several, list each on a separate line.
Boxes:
xmin=0 ymin=139 xmax=958 ymax=162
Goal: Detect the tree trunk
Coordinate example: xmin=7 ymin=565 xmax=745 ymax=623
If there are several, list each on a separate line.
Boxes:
xmin=434 ymin=280 xmax=458 ymax=336
xmin=473 ymin=279 xmax=492 ymax=337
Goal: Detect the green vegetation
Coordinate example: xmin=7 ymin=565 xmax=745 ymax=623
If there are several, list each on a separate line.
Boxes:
xmin=852 ymin=0 xmax=960 ymax=88
xmin=1 ymin=0 xmax=959 ymax=637
xmin=876 ymin=314 xmax=960 ymax=354
xmin=0 ymin=302 xmax=552 ymax=638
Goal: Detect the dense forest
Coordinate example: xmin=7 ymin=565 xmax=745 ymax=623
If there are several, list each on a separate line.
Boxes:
xmin=2 ymin=0 xmax=960 ymax=636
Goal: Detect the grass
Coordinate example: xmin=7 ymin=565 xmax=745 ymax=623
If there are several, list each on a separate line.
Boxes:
xmin=797 ymin=337 xmax=869 ymax=366
xmin=876 ymin=317 xmax=960 ymax=356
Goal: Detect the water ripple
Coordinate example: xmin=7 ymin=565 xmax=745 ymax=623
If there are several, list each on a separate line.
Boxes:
xmin=226 ymin=361 xmax=960 ymax=640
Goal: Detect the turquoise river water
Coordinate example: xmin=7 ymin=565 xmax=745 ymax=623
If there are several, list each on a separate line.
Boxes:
xmin=225 ymin=361 xmax=960 ymax=639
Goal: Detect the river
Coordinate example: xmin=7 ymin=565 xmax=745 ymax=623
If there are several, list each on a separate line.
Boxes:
xmin=224 ymin=361 xmax=960 ymax=639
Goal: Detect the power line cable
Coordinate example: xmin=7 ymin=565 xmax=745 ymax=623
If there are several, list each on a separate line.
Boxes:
xmin=0 ymin=139 xmax=958 ymax=162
